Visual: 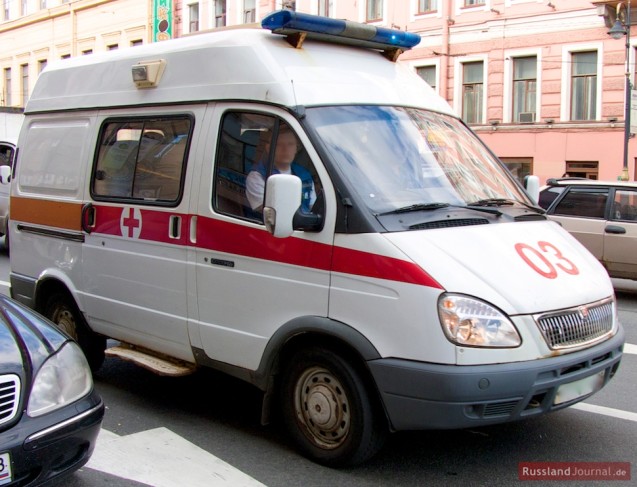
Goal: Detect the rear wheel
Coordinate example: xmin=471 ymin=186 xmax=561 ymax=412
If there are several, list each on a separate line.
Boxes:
xmin=280 ymin=347 xmax=386 ymax=467
xmin=44 ymin=292 xmax=106 ymax=372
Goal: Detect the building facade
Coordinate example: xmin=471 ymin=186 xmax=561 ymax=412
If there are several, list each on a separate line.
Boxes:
xmin=1 ymin=0 xmax=634 ymax=183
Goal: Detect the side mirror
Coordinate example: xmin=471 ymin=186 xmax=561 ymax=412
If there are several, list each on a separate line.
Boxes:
xmin=0 ymin=165 xmax=11 ymax=185
xmin=263 ymin=174 xmax=302 ymax=238
xmin=525 ymin=175 xmax=540 ymax=204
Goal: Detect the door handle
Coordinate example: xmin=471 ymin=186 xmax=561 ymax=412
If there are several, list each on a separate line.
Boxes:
xmin=81 ymin=203 xmax=95 ymax=234
xmin=605 ymin=225 xmax=626 ymax=234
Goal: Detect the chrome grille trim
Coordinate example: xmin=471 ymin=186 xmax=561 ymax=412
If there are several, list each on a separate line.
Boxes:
xmin=0 ymin=374 xmax=20 ymax=425
xmin=535 ymin=297 xmax=615 ymax=350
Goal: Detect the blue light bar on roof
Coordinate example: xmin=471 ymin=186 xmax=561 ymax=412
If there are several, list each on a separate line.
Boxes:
xmin=261 ymin=10 xmax=421 ymax=60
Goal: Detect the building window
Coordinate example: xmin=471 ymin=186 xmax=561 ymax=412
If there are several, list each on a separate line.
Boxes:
xmin=21 ymin=0 xmax=27 ymax=16
xmin=464 ymin=0 xmax=484 ymax=6
xmin=565 ymin=161 xmax=598 ymax=179
xmin=38 ymin=60 xmax=47 ymax=74
xmin=499 ymin=157 xmax=532 ymax=185
xmin=82 ymin=49 xmax=93 ymax=56
xmin=462 ymin=62 xmax=483 ymax=124
xmin=571 ymin=51 xmax=597 ymax=121
xmin=107 ymin=44 xmax=118 ymax=51
xmin=131 ymin=39 xmax=143 ymax=47
xmin=366 ymin=0 xmax=383 ymax=22
xmin=4 ymin=3 xmax=9 ymax=20
xmin=513 ymin=56 xmax=537 ymax=123
xmin=243 ymin=0 xmax=256 ymax=23
xmin=189 ymin=3 xmax=199 ymax=33
xmin=21 ymin=64 xmax=28 ymax=107
xmin=61 ymin=54 xmax=71 ymax=60
xmin=318 ymin=0 xmax=332 ymax=17
xmin=40 ymin=0 xmax=47 ymax=9
xmin=3 ymin=69 xmax=11 ymax=107
xmin=416 ymin=66 xmax=436 ymax=90
xmin=214 ymin=0 xmax=226 ymax=27
xmin=418 ymin=0 xmax=436 ymax=13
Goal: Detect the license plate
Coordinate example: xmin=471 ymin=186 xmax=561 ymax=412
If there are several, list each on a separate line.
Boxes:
xmin=0 ymin=452 xmax=12 ymax=486
xmin=554 ymin=371 xmax=605 ymax=405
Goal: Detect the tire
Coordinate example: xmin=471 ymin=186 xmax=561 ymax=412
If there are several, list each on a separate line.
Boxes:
xmin=280 ymin=347 xmax=387 ymax=467
xmin=44 ymin=292 xmax=106 ymax=372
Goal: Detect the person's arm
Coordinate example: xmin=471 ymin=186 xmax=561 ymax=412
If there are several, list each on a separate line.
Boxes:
xmin=245 ymin=171 xmax=265 ymax=211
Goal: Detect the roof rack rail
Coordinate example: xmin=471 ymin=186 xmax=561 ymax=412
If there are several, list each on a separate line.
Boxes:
xmin=261 ymin=10 xmax=421 ymax=62
xmin=546 ymin=177 xmax=592 ymax=185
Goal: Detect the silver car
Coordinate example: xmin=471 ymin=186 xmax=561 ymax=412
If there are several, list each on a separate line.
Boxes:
xmin=539 ymin=177 xmax=637 ymax=280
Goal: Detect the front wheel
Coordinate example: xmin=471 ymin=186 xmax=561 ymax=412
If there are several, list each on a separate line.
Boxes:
xmin=280 ymin=347 xmax=387 ymax=467
xmin=44 ymin=292 xmax=106 ymax=372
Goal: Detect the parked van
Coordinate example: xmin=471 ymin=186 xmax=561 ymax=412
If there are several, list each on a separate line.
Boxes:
xmin=9 ymin=11 xmax=624 ymax=466
xmin=0 ymin=107 xmax=24 ymax=247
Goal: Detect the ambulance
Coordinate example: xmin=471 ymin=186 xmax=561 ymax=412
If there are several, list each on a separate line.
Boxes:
xmin=7 ymin=11 xmax=624 ymax=466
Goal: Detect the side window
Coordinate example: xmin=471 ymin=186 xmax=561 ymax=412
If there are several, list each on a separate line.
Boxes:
xmin=612 ymin=189 xmax=637 ymax=221
xmin=552 ymin=188 xmax=608 ymax=219
xmin=214 ymin=112 xmax=320 ymax=222
xmin=538 ymin=186 xmax=564 ymax=210
xmin=92 ymin=116 xmax=191 ymax=203
xmin=0 ymin=144 xmax=14 ymax=168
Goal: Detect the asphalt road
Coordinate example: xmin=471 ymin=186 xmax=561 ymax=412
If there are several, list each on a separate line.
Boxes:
xmin=0 ymin=240 xmax=634 ymax=486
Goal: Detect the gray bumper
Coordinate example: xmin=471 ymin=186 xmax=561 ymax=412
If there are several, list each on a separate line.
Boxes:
xmin=368 ymin=326 xmax=625 ymax=431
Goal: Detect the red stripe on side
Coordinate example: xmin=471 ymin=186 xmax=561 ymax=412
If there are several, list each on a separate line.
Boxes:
xmin=91 ymin=206 xmax=441 ymax=288
xmin=196 ymin=217 xmax=333 ymax=270
xmin=93 ymin=205 xmax=191 ymax=245
xmin=332 ymin=246 xmax=443 ymax=289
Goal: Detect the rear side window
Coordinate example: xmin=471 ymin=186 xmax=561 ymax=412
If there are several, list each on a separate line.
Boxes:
xmin=552 ymin=187 xmax=609 ymax=219
xmin=92 ymin=116 xmax=192 ymax=204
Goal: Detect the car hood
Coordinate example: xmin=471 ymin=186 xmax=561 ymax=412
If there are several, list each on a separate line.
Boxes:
xmin=384 ymin=220 xmax=614 ymax=315
xmin=0 ymin=297 xmax=67 ymax=377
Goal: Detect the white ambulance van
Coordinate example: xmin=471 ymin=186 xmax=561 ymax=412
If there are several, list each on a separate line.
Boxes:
xmin=0 ymin=107 xmax=24 ymax=244
xmin=9 ymin=11 xmax=624 ymax=466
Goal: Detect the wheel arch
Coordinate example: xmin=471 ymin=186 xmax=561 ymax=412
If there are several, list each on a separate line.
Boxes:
xmin=256 ymin=316 xmax=386 ymax=425
xmin=33 ymin=272 xmax=82 ymax=316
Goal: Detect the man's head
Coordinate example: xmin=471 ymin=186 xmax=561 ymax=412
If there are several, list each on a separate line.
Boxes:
xmin=270 ymin=126 xmax=299 ymax=171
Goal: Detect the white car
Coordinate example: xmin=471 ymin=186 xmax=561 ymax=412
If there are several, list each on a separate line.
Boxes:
xmin=0 ymin=107 xmax=24 ymax=249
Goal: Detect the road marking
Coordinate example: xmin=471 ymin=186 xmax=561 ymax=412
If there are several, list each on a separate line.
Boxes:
xmin=571 ymin=402 xmax=637 ymax=423
xmin=624 ymin=343 xmax=637 ymax=355
xmin=86 ymin=427 xmax=266 ymax=487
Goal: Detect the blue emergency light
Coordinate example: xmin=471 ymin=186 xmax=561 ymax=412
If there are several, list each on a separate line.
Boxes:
xmin=261 ymin=10 xmax=421 ymax=61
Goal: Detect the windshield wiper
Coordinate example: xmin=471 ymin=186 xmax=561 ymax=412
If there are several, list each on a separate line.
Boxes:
xmin=378 ymin=202 xmax=502 ymax=216
xmin=469 ymin=198 xmax=545 ymax=214
xmin=377 ymin=203 xmax=450 ymax=215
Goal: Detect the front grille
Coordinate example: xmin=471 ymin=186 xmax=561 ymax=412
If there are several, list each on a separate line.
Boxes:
xmin=535 ymin=298 xmax=615 ymax=350
xmin=0 ymin=374 xmax=20 ymax=425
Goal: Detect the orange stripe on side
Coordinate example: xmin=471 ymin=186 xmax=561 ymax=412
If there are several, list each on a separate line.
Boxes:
xmin=10 ymin=196 xmax=83 ymax=231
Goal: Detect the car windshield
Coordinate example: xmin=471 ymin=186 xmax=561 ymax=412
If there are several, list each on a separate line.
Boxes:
xmin=304 ymin=106 xmax=528 ymax=214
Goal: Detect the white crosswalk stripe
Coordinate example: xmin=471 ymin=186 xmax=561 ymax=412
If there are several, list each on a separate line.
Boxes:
xmin=86 ymin=427 xmax=266 ymax=486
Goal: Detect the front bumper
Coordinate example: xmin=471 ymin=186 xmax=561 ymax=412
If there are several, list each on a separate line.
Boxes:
xmin=368 ymin=325 xmax=624 ymax=431
xmin=0 ymin=391 xmax=104 ymax=486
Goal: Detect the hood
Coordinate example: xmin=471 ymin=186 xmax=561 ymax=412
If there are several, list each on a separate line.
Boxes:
xmin=383 ymin=220 xmax=613 ymax=315
xmin=0 ymin=296 xmax=67 ymax=377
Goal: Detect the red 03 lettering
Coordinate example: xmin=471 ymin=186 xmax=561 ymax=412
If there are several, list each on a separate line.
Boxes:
xmin=514 ymin=241 xmax=580 ymax=279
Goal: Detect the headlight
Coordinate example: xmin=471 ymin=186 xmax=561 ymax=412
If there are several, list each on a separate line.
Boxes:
xmin=438 ymin=294 xmax=521 ymax=348
xmin=27 ymin=342 xmax=93 ymax=417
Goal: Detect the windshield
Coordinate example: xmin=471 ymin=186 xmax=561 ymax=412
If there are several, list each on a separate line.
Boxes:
xmin=305 ymin=106 xmax=528 ymax=214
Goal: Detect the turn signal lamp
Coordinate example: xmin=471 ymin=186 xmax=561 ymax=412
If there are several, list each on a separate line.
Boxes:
xmin=261 ymin=10 xmax=421 ymax=61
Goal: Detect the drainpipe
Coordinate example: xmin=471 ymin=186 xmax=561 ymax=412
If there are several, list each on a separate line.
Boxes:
xmin=440 ymin=0 xmax=452 ymax=103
